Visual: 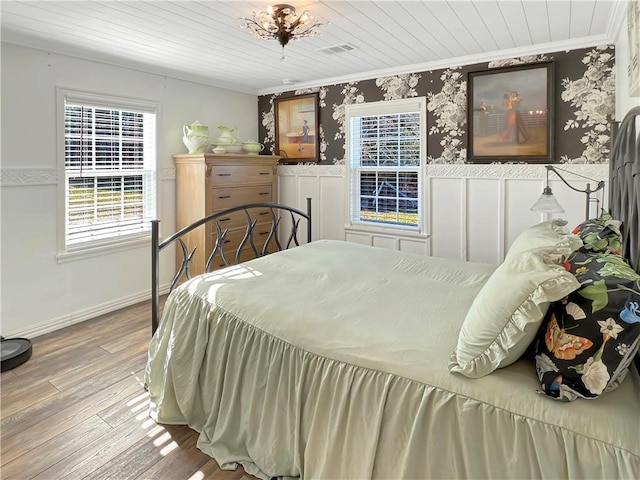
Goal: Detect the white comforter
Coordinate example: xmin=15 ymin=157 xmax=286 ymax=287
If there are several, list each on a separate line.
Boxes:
xmin=146 ymin=240 xmax=640 ymax=479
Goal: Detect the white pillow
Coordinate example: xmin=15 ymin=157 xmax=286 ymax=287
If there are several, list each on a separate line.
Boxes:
xmin=449 ymin=247 xmax=581 ymax=379
xmin=506 ymin=218 xmax=582 ymax=261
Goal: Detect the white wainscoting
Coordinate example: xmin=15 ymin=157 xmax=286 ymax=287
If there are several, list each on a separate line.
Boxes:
xmin=277 ymin=163 xmax=609 ymax=265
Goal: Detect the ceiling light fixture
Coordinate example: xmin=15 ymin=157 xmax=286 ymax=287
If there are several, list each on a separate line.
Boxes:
xmin=239 ymin=4 xmax=326 ymax=61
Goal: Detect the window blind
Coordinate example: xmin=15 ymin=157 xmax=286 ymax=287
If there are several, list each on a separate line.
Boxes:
xmin=348 ymin=100 xmax=423 ymax=229
xmin=64 ymin=102 xmax=156 ymax=247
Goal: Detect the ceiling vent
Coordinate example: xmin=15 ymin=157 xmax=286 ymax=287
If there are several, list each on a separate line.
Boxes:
xmin=317 ymin=43 xmax=357 ymax=55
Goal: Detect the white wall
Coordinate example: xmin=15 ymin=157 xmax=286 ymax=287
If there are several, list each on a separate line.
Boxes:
xmin=0 ymin=43 xmax=258 ymax=337
xmin=615 ymin=6 xmax=640 ymax=118
xmin=278 ymin=163 xmax=609 ymax=265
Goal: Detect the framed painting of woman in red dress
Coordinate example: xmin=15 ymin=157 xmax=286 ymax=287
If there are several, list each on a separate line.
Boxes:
xmin=467 ymin=62 xmax=554 ymax=163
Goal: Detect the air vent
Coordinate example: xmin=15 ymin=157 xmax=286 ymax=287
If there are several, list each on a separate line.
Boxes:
xmin=317 ymin=43 xmax=357 ymax=55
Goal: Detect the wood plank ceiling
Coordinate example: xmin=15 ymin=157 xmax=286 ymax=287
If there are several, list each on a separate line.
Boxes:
xmin=0 ymin=1 xmax=626 ymax=94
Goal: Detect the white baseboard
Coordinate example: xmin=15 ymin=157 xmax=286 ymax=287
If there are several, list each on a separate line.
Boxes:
xmin=7 ymin=284 xmax=171 ymax=339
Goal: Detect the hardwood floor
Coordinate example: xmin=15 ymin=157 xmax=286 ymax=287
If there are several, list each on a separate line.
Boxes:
xmin=0 ymin=300 xmax=256 ymax=480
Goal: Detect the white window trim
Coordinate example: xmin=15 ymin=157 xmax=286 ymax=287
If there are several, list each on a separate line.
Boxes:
xmin=55 ymin=87 xmax=160 ymax=262
xmin=345 ymin=97 xmax=427 ymax=235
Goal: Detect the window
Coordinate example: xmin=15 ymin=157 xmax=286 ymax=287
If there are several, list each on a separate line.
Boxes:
xmin=57 ymin=89 xmax=157 ymax=258
xmin=346 ymin=98 xmax=426 ymax=231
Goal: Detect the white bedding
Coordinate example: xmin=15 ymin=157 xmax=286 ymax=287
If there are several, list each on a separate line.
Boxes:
xmin=146 ymin=240 xmax=640 ymax=479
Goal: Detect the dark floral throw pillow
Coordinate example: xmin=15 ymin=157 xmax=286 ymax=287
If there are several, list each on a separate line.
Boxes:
xmin=534 ymin=251 xmax=640 ymax=401
xmin=572 ymin=212 xmax=623 ymax=255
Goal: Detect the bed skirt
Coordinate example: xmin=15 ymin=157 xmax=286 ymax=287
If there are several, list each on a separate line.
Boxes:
xmin=147 ymin=287 xmax=639 ymax=479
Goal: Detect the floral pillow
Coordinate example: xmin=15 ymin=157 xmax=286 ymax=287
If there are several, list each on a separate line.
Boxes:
xmin=572 ymin=212 xmax=623 ymax=255
xmin=534 ymin=251 xmax=640 ymax=401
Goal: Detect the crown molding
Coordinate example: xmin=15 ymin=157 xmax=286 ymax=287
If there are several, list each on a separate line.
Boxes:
xmin=607 ymin=0 xmax=629 ymax=41
xmin=257 ymin=35 xmax=614 ymax=95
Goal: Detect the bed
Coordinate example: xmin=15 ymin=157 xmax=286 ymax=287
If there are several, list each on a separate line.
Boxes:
xmin=146 ymin=107 xmax=640 ymax=479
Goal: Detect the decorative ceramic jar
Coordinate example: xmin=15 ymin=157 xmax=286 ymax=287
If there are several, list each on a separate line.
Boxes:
xmin=214 ymin=125 xmax=238 ymax=145
xmin=182 ymin=121 xmax=210 ymax=154
xmin=242 ymin=139 xmax=265 ymax=155
xmin=212 ymin=145 xmax=226 ymax=154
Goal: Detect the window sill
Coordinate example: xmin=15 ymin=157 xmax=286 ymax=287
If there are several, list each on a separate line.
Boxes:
xmin=56 ymin=234 xmax=150 ymax=263
xmin=345 ymin=223 xmax=429 ymax=240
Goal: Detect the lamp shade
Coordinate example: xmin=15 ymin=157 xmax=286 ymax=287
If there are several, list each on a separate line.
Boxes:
xmin=530 ymin=187 xmax=565 ymax=213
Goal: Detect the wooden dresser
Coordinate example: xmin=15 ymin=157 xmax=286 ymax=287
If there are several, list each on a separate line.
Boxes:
xmin=173 ymin=153 xmax=280 ymax=276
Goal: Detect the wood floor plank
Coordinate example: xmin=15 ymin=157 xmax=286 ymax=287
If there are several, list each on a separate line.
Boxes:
xmin=0 ymin=369 xmax=17 ymax=387
xmin=49 ymin=340 xmax=149 ymax=391
xmin=97 ymin=388 xmax=151 ymax=429
xmin=1 ymin=362 xmax=55 ymax=404
xmin=12 ymin=339 xmax=112 ymax=379
xmin=87 ymin=311 xmax=151 ymax=340
xmin=28 ymin=321 xmax=94 ymax=355
xmin=0 ymin=379 xmax=60 ymax=420
xmin=0 ymin=415 xmax=112 ymax=480
xmin=100 ymin=325 xmax=151 ymax=354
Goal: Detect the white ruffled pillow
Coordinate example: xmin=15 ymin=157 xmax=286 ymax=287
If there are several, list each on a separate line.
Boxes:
xmin=449 ymin=221 xmax=582 ymax=379
xmin=505 ymin=218 xmax=583 ymax=261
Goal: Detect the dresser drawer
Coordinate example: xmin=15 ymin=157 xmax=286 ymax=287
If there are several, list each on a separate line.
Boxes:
xmin=214 ymin=207 xmax=272 ymax=231
xmin=210 ymin=164 xmax=274 ymax=187
xmin=212 ymin=185 xmax=272 ymax=210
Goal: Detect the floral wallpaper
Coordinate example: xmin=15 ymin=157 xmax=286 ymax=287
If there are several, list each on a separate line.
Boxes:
xmin=560 ymin=47 xmax=616 ymax=163
xmin=257 ymin=45 xmax=616 ymax=165
xmin=426 ymin=68 xmax=466 ymax=164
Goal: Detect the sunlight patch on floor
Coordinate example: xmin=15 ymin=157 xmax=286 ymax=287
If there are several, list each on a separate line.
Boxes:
xmin=153 ymin=431 xmax=172 ymax=447
xmin=127 ymin=385 xmax=181 ymax=458
xmin=160 ymin=440 xmax=179 ymax=456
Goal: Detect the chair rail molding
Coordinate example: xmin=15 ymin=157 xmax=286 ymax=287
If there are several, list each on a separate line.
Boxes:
xmin=426 ymin=163 xmax=608 ymax=180
xmin=0 ymin=167 xmax=176 ymax=187
xmin=0 ymin=168 xmax=57 ymax=186
xmin=278 ymin=164 xmax=345 ymax=176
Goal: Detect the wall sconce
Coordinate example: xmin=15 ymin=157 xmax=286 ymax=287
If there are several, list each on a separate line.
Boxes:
xmin=530 ymin=165 xmax=605 ymax=220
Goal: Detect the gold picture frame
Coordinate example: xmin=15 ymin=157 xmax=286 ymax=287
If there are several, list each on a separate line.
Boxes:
xmin=274 ymin=93 xmax=320 ymax=163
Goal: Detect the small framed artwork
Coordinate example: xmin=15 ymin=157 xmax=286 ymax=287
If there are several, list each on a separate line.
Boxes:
xmin=467 ymin=61 xmax=554 ymax=163
xmin=274 ymin=93 xmax=320 ymax=163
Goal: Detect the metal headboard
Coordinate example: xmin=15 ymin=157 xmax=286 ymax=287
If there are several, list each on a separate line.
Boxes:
xmin=151 ymin=199 xmax=312 ymax=334
xmin=609 ymin=106 xmax=640 ymax=273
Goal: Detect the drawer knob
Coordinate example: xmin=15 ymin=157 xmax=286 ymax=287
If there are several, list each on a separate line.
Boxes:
xmin=219 ymin=195 xmax=231 ymax=199
xmin=218 ymin=217 xmax=231 ymax=222
xmin=218 ymin=173 xmax=232 ymax=177
xmin=259 ymin=192 xmax=269 ymax=196
xmin=259 ymin=172 xmax=269 ymax=175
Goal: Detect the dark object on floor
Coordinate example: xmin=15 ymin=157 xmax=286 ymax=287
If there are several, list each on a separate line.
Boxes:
xmin=1 ymin=336 xmax=32 ymax=372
